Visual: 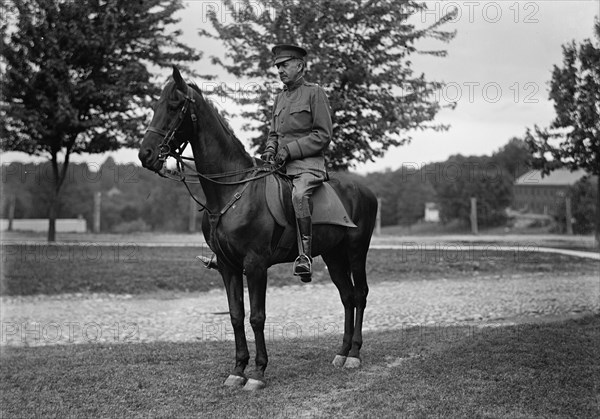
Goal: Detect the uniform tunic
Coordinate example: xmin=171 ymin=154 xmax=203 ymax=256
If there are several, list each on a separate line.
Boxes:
xmin=265 ymin=77 xmax=333 ymax=218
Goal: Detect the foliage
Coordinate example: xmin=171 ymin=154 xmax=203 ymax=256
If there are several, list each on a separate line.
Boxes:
xmin=552 ymin=176 xmax=598 ymax=234
xmin=525 ymin=20 xmax=600 ymax=242
xmin=201 ymin=0 xmax=456 ymax=170
xmin=362 ymin=138 xmax=532 ymax=227
xmin=0 ymin=0 xmax=199 ymax=240
xmin=491 ymin=137 xmax=532 ymax=179
xmin=431 ymin=155 xmax=513 ymax=227
xmin=1 ymin=160 xmax=204 ymax=233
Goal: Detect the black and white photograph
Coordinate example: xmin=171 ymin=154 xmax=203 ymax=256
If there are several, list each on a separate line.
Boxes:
xmin=1 ymin=1 xmax=599 ymax=417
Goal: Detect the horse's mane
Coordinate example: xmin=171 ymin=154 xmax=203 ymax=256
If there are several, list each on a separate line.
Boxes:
xmin=186 ymin=82 xmax=250 ymax=159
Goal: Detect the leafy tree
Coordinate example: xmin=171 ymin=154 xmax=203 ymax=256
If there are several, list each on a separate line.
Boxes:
xmin=491 ymin=137 xmax=532 ymax=180
xmin=201 ymin=0 xmax=456 ymax=170
xmin=526 ymin=20 xmax=600 ymax=245
xmin=551 ymin=176 xmax=598 ymax=235
xmin=396 ymin=172 xmax=436 ymax=225
xmin=0 ymin=0 xmax=199 ymax=241
xmin=430 ymin=155 xmax=513 ymax=228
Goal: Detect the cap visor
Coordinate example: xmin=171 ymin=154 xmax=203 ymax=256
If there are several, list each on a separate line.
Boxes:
xmin=274 ymin=56 xmax=294 ymax=65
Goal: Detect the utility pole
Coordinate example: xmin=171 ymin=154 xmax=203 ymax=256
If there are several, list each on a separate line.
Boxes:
xmin=7 ymin=194 xmax=16 ymax=232
xmin=375 ymin=198 xmax=382 ymax=236
xmin=565 ymin=196 xmax=573 ymax=235
xmin=93 ymin=192 xmax=101 ymax=233
xmin=470 ymin=197 xmax=478 ymax=235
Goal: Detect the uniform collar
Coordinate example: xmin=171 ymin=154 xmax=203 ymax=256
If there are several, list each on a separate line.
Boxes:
xmin=284 ymin=76 xmax=305 ymax=92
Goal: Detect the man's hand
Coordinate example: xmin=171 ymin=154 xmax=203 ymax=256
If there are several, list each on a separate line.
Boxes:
xmin=261 ymin=150 xmax=275 ymax=163
xmin=275 ymin=146 xmax=290 ymax=164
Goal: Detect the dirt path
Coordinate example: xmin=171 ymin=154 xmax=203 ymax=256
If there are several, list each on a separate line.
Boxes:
xmin=2 ymin=273 xmax=597 ymax=347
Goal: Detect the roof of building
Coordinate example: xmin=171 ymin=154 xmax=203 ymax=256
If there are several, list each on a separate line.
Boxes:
xmin=515 ymin=168 xmax=589 ymax=186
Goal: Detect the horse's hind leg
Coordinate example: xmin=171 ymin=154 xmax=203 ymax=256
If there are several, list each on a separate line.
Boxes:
xmin=322 ymin=248 xmax=355 ymax=368
xmin=344 ymin=241 xmax=369 ymax=368
xmin=344 ymin=243 xmax=369 ymax=369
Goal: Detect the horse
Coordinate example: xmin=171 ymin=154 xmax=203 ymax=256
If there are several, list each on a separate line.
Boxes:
xmin=138 ymin=67 xmax=378 ymax=390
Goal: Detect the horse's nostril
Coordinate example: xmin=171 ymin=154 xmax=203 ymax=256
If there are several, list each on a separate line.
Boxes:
xmin=138 ymin=147 xmax=152 ymax=164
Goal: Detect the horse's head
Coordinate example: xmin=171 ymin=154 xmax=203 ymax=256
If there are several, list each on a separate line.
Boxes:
xmin=139 ymin=67 xmax=196 ymax=172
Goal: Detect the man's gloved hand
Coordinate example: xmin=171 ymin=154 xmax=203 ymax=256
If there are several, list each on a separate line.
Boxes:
xmin=261 ymin=150 xmax=275 ymax=163
xmin=275 ymin=146 xmax=290 ymax=164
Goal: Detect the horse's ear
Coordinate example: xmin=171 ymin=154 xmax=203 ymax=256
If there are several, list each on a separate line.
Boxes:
xmin=172 ymin=66 xmax=187 ymax=92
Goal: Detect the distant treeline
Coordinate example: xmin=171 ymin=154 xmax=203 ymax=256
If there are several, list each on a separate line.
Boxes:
xmin=1 ymin=157 xmax=205 ymax=233
xmin=1 ymin=138 xmax=595 ymax=233
xmin=358 ymin=138 xmax=533 ymax=228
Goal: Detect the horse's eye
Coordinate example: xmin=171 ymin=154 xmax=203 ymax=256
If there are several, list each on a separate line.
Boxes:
xmin=167 ymin=100 xmax=181 ymax=111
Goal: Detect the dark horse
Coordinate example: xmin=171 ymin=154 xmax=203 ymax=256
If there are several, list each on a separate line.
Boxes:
xmin=139 ymin=67 xmax=378 ymax=390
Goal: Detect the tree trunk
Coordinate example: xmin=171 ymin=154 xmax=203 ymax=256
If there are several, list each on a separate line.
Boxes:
xmin=596 ymin=177 xmax=600 ymax=249
xmin=47 ymin=191 xmax=58 ymax=242
xmin=47 ymin=148 xmax=71 ymax=243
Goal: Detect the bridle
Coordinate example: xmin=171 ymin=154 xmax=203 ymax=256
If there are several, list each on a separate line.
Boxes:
xmin=145 ymin=85 xmax=197 ymax=165
xmin=144 ymin=83 xmax=284 ymax=211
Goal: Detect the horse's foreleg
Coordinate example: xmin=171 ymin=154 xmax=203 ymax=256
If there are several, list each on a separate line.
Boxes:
xmin=221 ymin=266 xmax=249 ymax=386
xmin=242 ymin=257 xmax=268 ymax=390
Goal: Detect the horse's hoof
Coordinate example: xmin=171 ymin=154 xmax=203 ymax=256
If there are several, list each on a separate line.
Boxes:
xmin=242 ymin=378 xmax=266 ymax=391
xmin=343 ymin=357 xmax=361 ymax=369
xmin=224 ymin=374 xmax=246 ymax=387
xmin=332 ymin=355 xmax=347 ymax=368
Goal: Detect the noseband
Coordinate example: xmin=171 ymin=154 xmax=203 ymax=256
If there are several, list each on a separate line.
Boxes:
xmin=145 ymin=85 xmax=197 ymax=162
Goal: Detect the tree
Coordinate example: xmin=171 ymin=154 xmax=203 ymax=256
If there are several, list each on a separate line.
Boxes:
xmin=201 ymin=0 xmax=456 ymax=170
xmin=430 ymin=155 xmax=514 ymax=228
xmin=491 ymin=137 xmax=532 ymax=180
xmin=396 ymin=172 xmax=436 ymax=226
xmin=0 ymin=0 xmax=199 ymax=241
xmin=526 ymin=20 xmax=600 ymax=245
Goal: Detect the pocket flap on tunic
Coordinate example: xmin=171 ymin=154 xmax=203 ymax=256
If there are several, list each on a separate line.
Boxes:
xmin=290 ymin=103 xmax=311 ymax=114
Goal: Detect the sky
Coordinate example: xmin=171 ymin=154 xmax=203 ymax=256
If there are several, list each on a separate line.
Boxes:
xmin=2 ymin=0 xmax=599 ymax=174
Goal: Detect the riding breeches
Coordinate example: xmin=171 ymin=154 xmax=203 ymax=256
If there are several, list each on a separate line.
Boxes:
xmin=290 ymin=171 xmax=326 ymax=218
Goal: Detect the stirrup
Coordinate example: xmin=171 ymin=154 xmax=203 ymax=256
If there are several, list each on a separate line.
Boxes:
xmin=293 ymin=254 xmax=312 ymax=282
xmin=196 ymin=254 xmax=217 ymax=270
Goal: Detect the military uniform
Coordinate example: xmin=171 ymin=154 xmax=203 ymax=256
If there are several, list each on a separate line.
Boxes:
xmin=261 ymin=44 xmax=333 ymax=281
xmin=264 ymin=77 xmax=332 ymax=218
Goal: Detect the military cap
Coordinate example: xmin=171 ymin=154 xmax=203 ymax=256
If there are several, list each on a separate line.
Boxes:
xmin=272 ymin=44 xmax=307 ymax=65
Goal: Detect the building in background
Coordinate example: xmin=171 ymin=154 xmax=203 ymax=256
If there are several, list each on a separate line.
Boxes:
xmin=424 ymin=202 xmax=440 ymax=222
xmin=513 ymin=169 xmax=587 ymax=214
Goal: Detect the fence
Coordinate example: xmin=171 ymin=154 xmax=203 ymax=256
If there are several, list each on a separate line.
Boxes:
xmin=0 ymin=219 xmax=87 ymax=233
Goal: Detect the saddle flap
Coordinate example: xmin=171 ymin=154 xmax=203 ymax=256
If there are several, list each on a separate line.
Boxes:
xmin=265 ymin=174 xmax=357 ymax=228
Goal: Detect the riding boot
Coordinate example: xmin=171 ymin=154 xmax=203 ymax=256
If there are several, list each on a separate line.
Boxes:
xmin=293 ymin=216 xmax=312 ymax=282
xmin=197 ymin=254 xmax=218 ymax=270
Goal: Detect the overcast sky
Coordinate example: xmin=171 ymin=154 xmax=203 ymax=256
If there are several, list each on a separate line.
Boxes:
xmin=2 ymin=0 xmax=599 ymax=174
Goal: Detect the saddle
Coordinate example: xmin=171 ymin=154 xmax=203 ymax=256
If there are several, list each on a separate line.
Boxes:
xmin=265 ymin=173 xmax=356 ymax=260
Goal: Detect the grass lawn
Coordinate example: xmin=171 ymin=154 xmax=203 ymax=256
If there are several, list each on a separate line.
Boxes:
xmin=2 ymin=245 xmax=599 ymax=296
xmin=1 ymin=315 xmax=598 ymax=418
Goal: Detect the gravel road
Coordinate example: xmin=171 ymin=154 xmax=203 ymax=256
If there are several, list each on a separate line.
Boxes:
xmin=2 ymin=272 xmax=597 ymax=347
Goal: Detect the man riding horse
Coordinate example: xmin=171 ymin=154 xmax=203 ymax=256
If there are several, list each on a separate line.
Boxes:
xmin=262 ymin=44 xmax=332 ymax=281
xmin=202 ymin=44 xmax=332 ymax=282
